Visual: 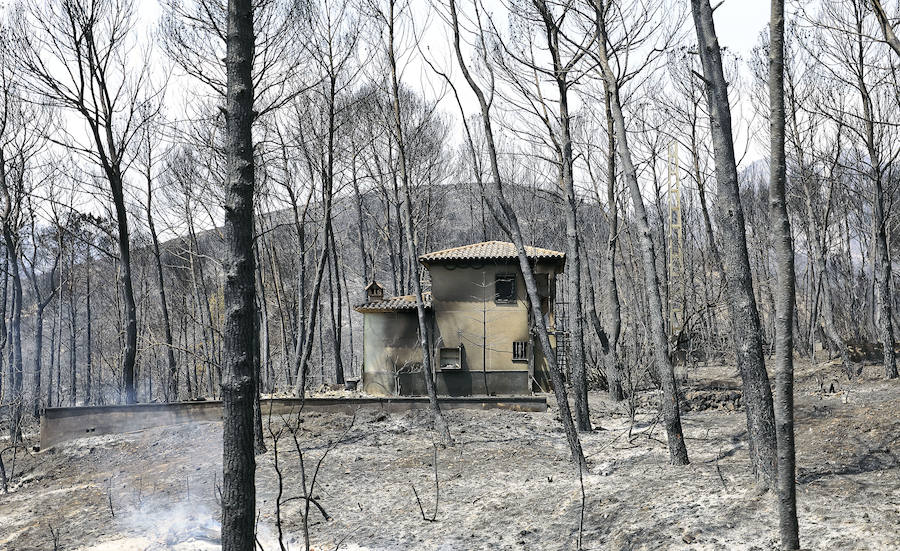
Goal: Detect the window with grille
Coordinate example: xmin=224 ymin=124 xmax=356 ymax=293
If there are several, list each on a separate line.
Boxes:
xmin=495 ymin=273 xmax=516 ymax=303
xmin=512 ymin=341 xmax=528 ymax=361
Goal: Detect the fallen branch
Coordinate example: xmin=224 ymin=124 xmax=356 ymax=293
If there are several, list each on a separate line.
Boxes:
xmin=715 ymin=446 xmax=728 ymax=490
xmin=411 ymin=444 xmax=439 ymax=522
xmin=107 ymin=477 xmax=115 ymax=518
xmin=47 ymin=522 xmax=60 ymax=551
xmin=281 ymin=495 xmax=331 ymax=521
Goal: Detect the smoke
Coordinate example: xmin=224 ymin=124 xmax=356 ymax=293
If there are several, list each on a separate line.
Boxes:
xmin=75 ymin=497 xmax=312 ymax=551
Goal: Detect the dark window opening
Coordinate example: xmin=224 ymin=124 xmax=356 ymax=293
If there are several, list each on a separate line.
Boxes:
xmin=439 ymin=347 xmax=462 ymax=370
xmin=512 ymin=341 xmax=528 ymax=361
xmin=495 ymin=273 xmax=516 ymax=303
xmin=536 ymin=273 xmax=550 ymax=298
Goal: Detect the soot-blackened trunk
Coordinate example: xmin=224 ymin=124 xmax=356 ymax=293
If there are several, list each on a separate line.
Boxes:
xmin=594 ymin=18 xmax=688 ymax=464
xmin=221 ymin=0 xmax=257 ymax=548
xmin=602 ymin=85 xmax=623 ymax=402
xmin=691 ymin=0 xmax=777 ymax=487
xmin=769 ymin=2 xmax=800 ymax=546
xmin=147 ymin=172 xmax=179 ymax=400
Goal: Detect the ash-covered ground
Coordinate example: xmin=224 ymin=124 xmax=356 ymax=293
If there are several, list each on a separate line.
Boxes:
xmin=0 ymin=360 xmax=897 ymax=550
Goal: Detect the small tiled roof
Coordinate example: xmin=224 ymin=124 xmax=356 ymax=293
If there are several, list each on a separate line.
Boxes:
xmin=355 ymin=292 xmax=432 ymax=313
xmin=419 ymin=241 xmax=565 ymax=264
xmin=364 ymin=281 xmax=384 ymax=291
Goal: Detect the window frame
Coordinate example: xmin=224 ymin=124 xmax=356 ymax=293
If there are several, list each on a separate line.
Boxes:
xmin=512 ymin=341 xmax=528 ymax=362
xmin=494 ymin=272 xmax=517 ymax=304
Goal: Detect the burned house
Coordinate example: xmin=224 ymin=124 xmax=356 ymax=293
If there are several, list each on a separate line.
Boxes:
xmin=355 ymin=241 xmax=564 ymax=396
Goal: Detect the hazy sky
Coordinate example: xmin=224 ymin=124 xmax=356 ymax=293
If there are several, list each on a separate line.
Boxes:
xmin=714 ymin=1 xmax=771 ymax=57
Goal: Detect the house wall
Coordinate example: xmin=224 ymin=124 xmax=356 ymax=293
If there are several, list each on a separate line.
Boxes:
xmin=428 ymin=262 xmax=559 ymax=394
xmin=361 ymin=310 xmax=423 ymax=395
xmin=359 ymin=261 xmax=562 ymax=397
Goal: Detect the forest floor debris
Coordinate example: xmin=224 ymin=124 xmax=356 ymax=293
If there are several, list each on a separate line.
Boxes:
xmin=0 ymin=360 xmax=897 ymax=550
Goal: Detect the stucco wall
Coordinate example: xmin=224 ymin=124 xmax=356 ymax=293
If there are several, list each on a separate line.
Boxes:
xmin=361 ymin=310 xmax=423 ymax=395
xmin=360 ymin=261 xmax=561 ymax=396
xmin=39 ymin=396 xmax=548 ymax=448
xmin=428 ymin=262 xmax=558 ymax=393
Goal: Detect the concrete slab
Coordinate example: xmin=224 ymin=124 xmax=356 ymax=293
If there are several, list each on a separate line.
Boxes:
xmin=39 ymin=396 xmax=548 ymax=449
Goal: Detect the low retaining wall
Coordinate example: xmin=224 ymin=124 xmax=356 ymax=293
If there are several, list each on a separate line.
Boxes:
xmin=39 ymin=396 xmax=547 ymax=449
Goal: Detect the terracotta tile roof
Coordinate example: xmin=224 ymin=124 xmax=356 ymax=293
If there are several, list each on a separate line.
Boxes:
xmin=355 ymin=292 xmax=432 ymax=313
xmin=418 ymin=241 xmax=565 ymax=264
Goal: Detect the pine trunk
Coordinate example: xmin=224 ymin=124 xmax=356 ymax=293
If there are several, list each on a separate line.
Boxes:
xmin=220 ymin=0 xmax=257 ymax=548
xmin=691 ymin=0 xmax=778 ymax=486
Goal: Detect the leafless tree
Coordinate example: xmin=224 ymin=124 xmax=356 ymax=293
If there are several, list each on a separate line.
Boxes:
xmin=16 ymin=0 xmax=161 ymax=404
xmin=768 ymin=0 xmax=800 ymax=547
xmin=691 ymin=0 xmax=778 ymax=487
xmin=590 ymin=0 xmax=689 ymax=465
xmin=440 ymin=0 xmax=586 ymax=466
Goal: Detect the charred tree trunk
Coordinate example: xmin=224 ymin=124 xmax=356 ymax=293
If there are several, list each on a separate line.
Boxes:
xmin=769 ymin=2 xmax=800 ymax=546
xmin=146 ymin=166 xmax=179 ymax=401
xmin=67 ymin=253 xmax=76 ymax=406
xmin=352 ymin=151 xmax=369 ymax=302
xmin=220 ymin=0 xmax=257 ymax=548
xmin=594 ymin=5 xmax=688 ymax=464
xmin=449 ymin=0 xmax=584 ymax=466
xmin=2 ymin=230 xmax=22 ymax=442
xmin=107 ymin=173 xmax=138 ymax=405
xmin=388 ymin=0 xmax=452 ymax=445
xmin=328 ymin=225 xmax=344 ymax=385
xmin=84 ymin=251 xmax=93 ymax=404
xmin=0 ymin=250 xmax=7 ymax=405
xmin=602 ymin=85 xmax=623 ymax=402
xmin=534 ymin=0 xmax=591 ymax=432
xmin=691 ymin=0 xmax=778 ymax=486
xmin=27 ymin=249 xmax=58 ymax=419
xmin=854 ymin=11 xmax=897 ymax=380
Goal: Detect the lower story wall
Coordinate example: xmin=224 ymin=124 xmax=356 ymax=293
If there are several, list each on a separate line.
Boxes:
xmin=398 ymin=370 xmax=529 ymax=396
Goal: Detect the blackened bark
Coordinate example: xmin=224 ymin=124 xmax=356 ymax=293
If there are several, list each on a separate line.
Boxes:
xmin=1 ymin=159 xmax=24 ymax=439
xmin=853 ymin=10 xmax=898 ymax=380
xmin=602 ymin=85 xmax=623 ymax=402
xmin=85 ymin=251 xmax=92 ymax=404
xmin=252 ymin=282 xmax=266 ymax=455
xmin=449 ymin=0 xmax=584 ymax=466
xmin=27 ymin=246 xmax=58 ymax=418
xmin=146 ymin=165 xmax=179 ymax=401
xmin=351 ymin=151 xmax=369 ymax=303
xmin=108 ymin=176 xmax=137 ymax=405
xmin=67 ymin=252 xmax=76 ymax=406
xmin=594 ymin=6 xmax=688 ymax=464
xmin=874 ymin=180 xmax=897 ymax=379
xmin=769 ymin=1 xmax=800 ymax=546
xmin=1 ymin=227 xmax=22 ymax=442
xmin=0 ymin=250 xmax=7 ymax=404
xmin=49 ymin=271 xmax=61 ymax=407
xmin=388 ymin=0 xmax=452 ymax=446
xmin=328 ymin=226 xmax=344 ymax=384
xmin=221 ymin=0 xmax=257 ymax=548
xmin=294 ymin=235 xmax=330 ymax=396
xmin=691 ymin=0 xmax=778 ymax=486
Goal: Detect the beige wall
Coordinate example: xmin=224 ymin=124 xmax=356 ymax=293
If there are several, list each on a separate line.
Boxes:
xmin=360 ymin=260 xmax=561 ymax=396
xmin=361 ymin=310 xmax=423 ymax=395
xmin=428 ymin=262 xmax=559 ymax=391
